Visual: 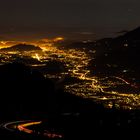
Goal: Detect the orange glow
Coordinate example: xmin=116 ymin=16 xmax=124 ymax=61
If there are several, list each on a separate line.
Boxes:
xmin=53 ymin=37 xmax=64 ymax=42
xmin=0 ymin=37 xmax=64 ymax=50
xmin=18 ymin=125 xmax=33 ymax=134
xmin=0 ymin=41 xmax=7 ymax=45
xmin=17 ymin=121 xmax=63 ymax=138
xmin=19 ymin=121 xmax=42 ymax=127
xmin=35 ymin=53 xmax=40 ymax=61
xmin=17 ymin=121 xmax=41 ymax=134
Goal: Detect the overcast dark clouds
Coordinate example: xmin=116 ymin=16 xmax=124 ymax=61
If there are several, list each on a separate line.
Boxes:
xmin=0 ymin=0 xmax=140 ymax=40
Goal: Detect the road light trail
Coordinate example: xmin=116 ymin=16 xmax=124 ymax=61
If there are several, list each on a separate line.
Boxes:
xmin=0 ymin=120 xmax=63 ymax=138
xmin=0 ymin=120 xmax=32 ymax=132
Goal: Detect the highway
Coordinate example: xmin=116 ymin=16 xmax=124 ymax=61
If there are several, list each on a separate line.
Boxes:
xmin=0 ymin=120 xmax=63 ymax=139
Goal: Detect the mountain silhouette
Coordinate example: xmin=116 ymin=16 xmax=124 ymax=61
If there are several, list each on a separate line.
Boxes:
xmin=110 ymin=26 xmax=140 ymax=55
xmin=89 ymin=26 xmax=140 ymax=83
xmin=115 ymin=26 xmax=140 ymax=41
xmin=0 ymin=43 xmax=41 ymax=51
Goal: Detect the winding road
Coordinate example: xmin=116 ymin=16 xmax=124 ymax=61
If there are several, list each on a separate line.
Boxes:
xmin=0 ymin=120 xmax=63 ymax=139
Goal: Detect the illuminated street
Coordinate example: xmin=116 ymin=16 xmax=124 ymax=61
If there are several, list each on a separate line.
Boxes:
xmin=0 ymin=39 xmax=140 ymax=110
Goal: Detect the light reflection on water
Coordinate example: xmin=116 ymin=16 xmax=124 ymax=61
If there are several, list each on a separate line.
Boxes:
xmin=0 ymin=45 xmax=140 ymax=110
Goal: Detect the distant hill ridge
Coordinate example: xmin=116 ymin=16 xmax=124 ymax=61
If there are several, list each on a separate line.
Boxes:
xmin=89 ymin=26 xmax=140 ymax=80
xmin=116 ymin=26 xmax=140 ymax=41
xmin=1 ymin=43 xmax=41 ymax=51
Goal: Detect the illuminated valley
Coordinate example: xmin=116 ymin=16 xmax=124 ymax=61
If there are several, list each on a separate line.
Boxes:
xmin=0 ymin=38 xmax=140 ymax=110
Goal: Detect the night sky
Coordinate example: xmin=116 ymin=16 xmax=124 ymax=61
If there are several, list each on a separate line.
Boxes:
xmin=0 ymin=0 xmax=140 ymax=41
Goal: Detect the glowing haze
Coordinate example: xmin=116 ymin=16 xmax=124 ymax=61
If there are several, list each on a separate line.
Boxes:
xmin=0 ymin=37 xmax=64 ymax=49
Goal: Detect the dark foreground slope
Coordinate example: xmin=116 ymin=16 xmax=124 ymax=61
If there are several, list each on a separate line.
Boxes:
xmin=0 ymin=63 xmax=140 ymax=139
